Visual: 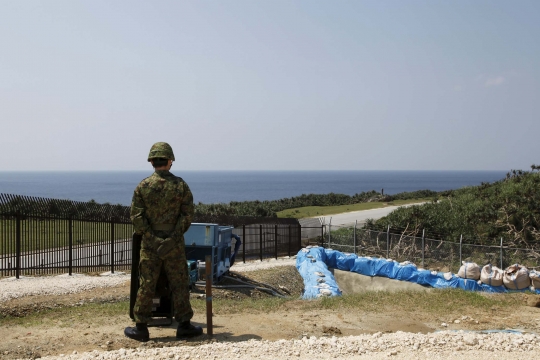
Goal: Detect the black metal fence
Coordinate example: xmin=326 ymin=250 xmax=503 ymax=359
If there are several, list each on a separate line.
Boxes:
xmin=0 ymin=194 xmax=134 ymax=278
xmin=0 ymin=194 xmax=306 ymax=278
xmin=237 ymin=223 xmax=301 ymax=262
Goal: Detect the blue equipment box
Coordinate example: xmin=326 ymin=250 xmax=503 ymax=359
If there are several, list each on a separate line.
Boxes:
xmin=184 ymin=223 xmax=234 ymax=282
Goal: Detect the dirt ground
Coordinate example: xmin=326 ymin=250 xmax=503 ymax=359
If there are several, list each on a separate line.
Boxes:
xmin=2 ymin=266 xmax=540 ymax=359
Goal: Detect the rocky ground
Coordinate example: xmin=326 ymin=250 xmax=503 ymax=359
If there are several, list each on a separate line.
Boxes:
xmin=1 ymin=257 xmax=540 ymax=359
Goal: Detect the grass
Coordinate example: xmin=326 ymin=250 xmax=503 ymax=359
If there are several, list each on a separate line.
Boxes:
xmin=0 ymin=301 xmax=130 ymax=327
xmin=0 ymin=289 xmax=520 ymax=327
xmin=277 ymin=199 xmax=430 ymax=219
xmin=0 ymin=219 xmax=133 ymax=255
xmin=192 ymin=296 xmax=288 ymax=314
xmin=317 ymin=288 xmax=518 ymax=313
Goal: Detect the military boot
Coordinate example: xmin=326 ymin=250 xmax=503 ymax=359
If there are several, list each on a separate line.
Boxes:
xmin=124 ymin=323 xmax=150 ymax=342
xmin=176 ymin=321 xmax=203 ymax=338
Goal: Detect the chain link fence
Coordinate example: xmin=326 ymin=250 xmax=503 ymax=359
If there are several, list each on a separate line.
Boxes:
xmin=324 ymin=224 xmax=540 ymax=273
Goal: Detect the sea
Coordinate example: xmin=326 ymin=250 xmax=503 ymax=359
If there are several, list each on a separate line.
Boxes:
xmin=0 ymin=170 xmax=508 ymax=206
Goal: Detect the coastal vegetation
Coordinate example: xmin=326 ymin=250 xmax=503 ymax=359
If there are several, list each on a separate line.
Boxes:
xmin=369 ymin=165 xmax=540 ymax=248
xmin=194 ymin=189 xmax=437 ymax=218
xmin=276 ymin=198 xmax=430 ymax=218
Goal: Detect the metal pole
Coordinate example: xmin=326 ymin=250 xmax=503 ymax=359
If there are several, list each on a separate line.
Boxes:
xmin=259 ymin=225 xmax=263 ymax=261
xmin=353 ymin=220 xmax=357 ymax=255
xmin=242 ymin=225 xmax=246 ymax=263
xmin=421 ymin=229 xmax=425 ymax=268
xmin=386 ymin=225 xmax=390 ymax=259
xmin=288 ymin=225 xmax=291 ymax=257
xmin=68 ymin=218 xmax=73 ymax=276
xmin=16 ymin=214 xmax=21 ymax=279
xmin=110 ymin=220 xmax=115 ymax=274
xmin=274 ymin=224 xmax=278 ymax=260
xmin=459 ymin=234 xmax=463 ymax=265
xmin=205 ymin=255 xmax=213 ymax=337
xmin=297 ymin=223 xmax=301 ymax=251
xmin=320 ymin=224 xmax=324 ymax=247
xmin=328 ymin=217 xmax=332 ymax=248
xmin=500 ymin=237 xmax=503 ymax=269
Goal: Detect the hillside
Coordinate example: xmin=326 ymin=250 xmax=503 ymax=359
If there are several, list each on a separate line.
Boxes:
xmin=371 ymin=165 xmax=540 ymax=247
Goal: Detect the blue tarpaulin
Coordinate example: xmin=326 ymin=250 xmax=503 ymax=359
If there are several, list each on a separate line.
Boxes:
xmin=296 ymin=246 xmax=537 ymax=299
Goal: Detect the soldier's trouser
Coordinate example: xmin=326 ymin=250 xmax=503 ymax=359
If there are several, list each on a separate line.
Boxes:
xmin=133 ymin=242 xmax=194 ymax=324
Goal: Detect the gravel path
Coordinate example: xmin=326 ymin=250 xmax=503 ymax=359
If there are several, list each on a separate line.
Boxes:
xmin=229 ymin=257 xmax=297 ymax=272
xmin=37 ymin=331 xmax=540 ymax=360
xmin=0 ymin=272 xmax=130 ymax=303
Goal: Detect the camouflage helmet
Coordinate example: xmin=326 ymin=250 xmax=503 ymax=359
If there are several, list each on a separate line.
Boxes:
xmin=147 ymin=142 xmax=175 ymax=162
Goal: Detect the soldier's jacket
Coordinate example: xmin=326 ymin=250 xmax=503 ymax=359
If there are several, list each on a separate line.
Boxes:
xmin=130 ymin=170 xmax=194 ymax=248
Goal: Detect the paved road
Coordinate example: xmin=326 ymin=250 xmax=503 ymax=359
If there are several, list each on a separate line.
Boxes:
xmin=318 ymin=203 xmax=425 ymax=228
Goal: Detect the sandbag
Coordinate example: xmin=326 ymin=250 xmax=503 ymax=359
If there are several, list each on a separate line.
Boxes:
xmin=503 ymin=264 xmax=530 ymax=290
xmin=457 ymin=261 xmax=481 ymax=280
xmin=480 ymin=264 xmax=503 ymax=287
xmin=530 ymin=270 xmax=540 ymax=289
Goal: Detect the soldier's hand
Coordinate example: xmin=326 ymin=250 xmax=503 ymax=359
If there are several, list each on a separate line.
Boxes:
xmin=156 ymin=237 xmax=177 ymax=257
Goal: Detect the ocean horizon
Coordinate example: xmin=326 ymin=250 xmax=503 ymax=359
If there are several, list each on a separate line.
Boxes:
xmin=0 ymin=170 xmax=508 ymax=206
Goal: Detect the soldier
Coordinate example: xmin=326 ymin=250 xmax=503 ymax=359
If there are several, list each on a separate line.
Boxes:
xmin=124 ymin=142 xmax=203 ymax=342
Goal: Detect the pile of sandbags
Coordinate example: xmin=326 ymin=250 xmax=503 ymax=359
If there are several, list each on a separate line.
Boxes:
xmin=459 ymin=262 xmax=537 ymax=291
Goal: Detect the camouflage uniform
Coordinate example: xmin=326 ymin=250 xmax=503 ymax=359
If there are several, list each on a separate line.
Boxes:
xmin=130 ymin=169 xmax=195 ymax=324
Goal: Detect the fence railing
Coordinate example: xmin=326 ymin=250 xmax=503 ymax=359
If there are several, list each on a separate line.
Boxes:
xmin=324 ymin=223 xmax=540 ymax=273
xmin=0 ymin=215 xmax=134 ymax=278
xmin=0 ymin=194 xmax=305 ymax=278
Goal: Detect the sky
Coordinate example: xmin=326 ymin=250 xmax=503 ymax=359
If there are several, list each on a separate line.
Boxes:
xmin=0 ymin=1 xmax=539 ymax=171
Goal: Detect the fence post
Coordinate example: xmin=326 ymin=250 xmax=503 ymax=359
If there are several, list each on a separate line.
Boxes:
xmin=328 ymin=217 xmax=332 ymax=248
xmin=16 ymin=214 xmax=21 ymax=279
xmin=242 ymin=225 xmax=246 ymax=264
xmin=500 ymin=237 xmax=503 ymax=269
xmin=68 ymin=218 xmax=73 ymax=276
xmin=110 ymin=220 xmax=115 ymax=274
xmin=259 ymin=225 xmax=263 ymax=261
xmin=386 ymin=225 xmax=390 ymax=259
xmin=459 ymin=234 xmax=463 ymax=265
xmin=353 ymin=220 xmax=357 ymax=255
xmin=274 ymin=224 xmax=278 ymax=260
xmin=288 ymin=225 xmax=291 ymax=257
xmin=421 ymin=229 xmax=425 ymax=268
xmin=205 ymin=254 xmax=213 ymax=338
xmin=320 ymin=224 xmax=324 ymax=247
xmin=297 ymin=223 xmax=301 ymax=251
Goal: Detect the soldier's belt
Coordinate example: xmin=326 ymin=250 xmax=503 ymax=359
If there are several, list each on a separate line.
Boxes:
xmin=152 ymin=224 xmax=175 ymax=231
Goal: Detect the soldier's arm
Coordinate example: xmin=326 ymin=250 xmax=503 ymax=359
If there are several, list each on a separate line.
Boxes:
xmin=171 ymin=181 xmax=194 ymax=238
xmin=130 ymin=186 xmax=153 ymax=237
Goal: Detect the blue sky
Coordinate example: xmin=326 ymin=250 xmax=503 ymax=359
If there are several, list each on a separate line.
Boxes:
xmin=1 ymin=1 xmax=538 ymax=171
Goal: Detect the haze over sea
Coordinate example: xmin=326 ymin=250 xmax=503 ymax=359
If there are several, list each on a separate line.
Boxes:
xmin=0 ymin=171 xmax=508 ymax=206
